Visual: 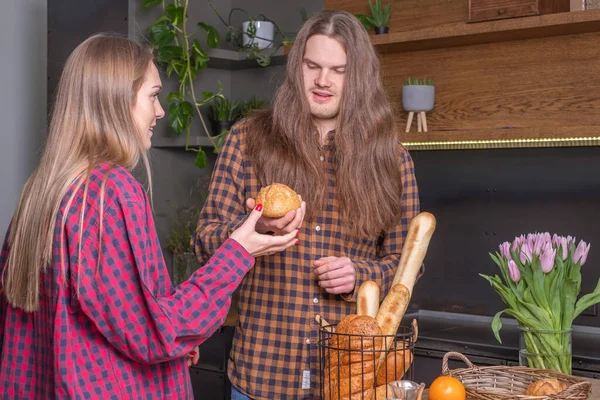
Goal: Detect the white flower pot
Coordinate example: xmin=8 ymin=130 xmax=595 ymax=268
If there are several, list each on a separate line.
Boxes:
xmin=242 ymin=20 xmax=275 ymax=49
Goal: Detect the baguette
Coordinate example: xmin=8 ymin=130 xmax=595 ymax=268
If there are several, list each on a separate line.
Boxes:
xmin=374 ymin=284 xmax=411 ymax=374
xmin=357 ymin=281 xmax=380 ymax=318
xmin=392 ymin=212 xmax=436 ymax=295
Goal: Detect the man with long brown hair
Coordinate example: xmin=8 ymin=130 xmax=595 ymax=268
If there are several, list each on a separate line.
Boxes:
xmin=194 ymin=9 xmax=420 ymax=400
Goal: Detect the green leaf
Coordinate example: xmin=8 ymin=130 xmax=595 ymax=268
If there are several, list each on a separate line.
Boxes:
xmin=192 ymin=40 xmax=209 ymax=71
xmin=491 ymin=310 xmax=506 ymax=344
xmin=156 ymin=45 xmax=183 ymax=63
xmin=561 ymin=279 xmax=578 ymax=329
xmin=356 ymin=14 xmax=373 ymax=31
xmin=194 ymin=150 xmax=208 ymax=168
xmin=255 ymin=53 xmax=271 ymax=67
xmin=142 ymin=0 xmax=162 ymax=9
xmin=198 ymin=22 xmax=220 ymax=48
xmin=149 ymin=22 xmax=175 ymax=48
xmin=168 ymin=101 xmax=193 ymax=135
xmin=165 ymin=4 xmax=185 ymax=26
xmin=574 ymin=278 xmax=600 ymax=319
xmin=166 ymin=92 xmax=183 ymax=103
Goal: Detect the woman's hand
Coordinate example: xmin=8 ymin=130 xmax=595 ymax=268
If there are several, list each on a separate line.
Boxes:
xmin=186 ymin=346 xmax=199 ymax=367
xmin=230 ymin=204 xmax=300 ymax=257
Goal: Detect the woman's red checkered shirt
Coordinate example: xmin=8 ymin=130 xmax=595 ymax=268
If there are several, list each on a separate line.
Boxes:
xmin=0 ymin=164 xmax=254 ymax=399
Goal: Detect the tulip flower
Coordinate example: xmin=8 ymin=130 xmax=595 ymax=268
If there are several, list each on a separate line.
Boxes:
xmin=573 ymin=241 xmax=591 ymax=265
xmin=540 ymin=242 xmax=556 ymax=273
xmin=499 ymin=242 xmax=511 ymax=260
xmin=559 ymin=237 xmax=569 ymax=261
xmin=520 ymin=242 xmax=533 ymax=264
xmin=508 ymin=260 xmax=520 ymax=282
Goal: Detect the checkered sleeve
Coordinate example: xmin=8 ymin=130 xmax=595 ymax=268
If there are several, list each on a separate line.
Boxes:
xmin=194 ymin=126 xmax=249 ymax=263
xmin=348 ymin=148 xmax=420 ymax=301
xmin=77 ymin=196 xmax=254 ymax=364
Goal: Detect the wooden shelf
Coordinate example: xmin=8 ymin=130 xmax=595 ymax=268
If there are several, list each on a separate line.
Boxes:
xmin=372 ymin=9 xmax=600 ymax=53
xmin=206 ymin=47 xmax=286 ymax=70
xmin=152 ymin=134 xmax=214 ymax=148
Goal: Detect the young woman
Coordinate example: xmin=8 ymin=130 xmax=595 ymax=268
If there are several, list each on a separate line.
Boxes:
xmin=0 ymin=33 xmax=300 ymax=399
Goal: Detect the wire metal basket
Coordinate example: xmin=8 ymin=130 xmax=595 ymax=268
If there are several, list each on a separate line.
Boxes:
xmin=318 ymin=324 xmax=415 ymax=400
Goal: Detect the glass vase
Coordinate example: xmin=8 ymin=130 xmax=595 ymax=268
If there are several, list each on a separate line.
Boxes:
xmin=518 ymin=327 xmax=572 ymax=374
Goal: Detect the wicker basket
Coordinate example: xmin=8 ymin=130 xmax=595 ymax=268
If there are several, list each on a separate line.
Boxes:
xmin=442 ymin=352 xmax=591 ymax=400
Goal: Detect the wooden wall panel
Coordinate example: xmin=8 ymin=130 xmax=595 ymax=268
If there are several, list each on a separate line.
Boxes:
xmin=379 ymin=32 xmax=600 ymax=142
xmin=324 ymin=0 xmax=468 ymax=32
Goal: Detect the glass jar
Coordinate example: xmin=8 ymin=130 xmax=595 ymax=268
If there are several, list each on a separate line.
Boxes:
xmin=518 ymin=326 xmax=572 ymax=374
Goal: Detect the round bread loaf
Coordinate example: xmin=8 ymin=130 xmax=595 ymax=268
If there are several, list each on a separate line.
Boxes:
xmin=329 ymin=316 xmax=382 ymax=367
xmin=255 ymin=183 xmax=301 ymax=218
xmin=525 ymin=378 xmax=567 ymax=396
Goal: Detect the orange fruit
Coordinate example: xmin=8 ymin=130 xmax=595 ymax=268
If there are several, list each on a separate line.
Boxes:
xmin=428 ymin=376 xmax=466 ymax=400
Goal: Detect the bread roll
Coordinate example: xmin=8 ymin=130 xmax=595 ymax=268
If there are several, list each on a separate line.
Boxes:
xmin=255 ymin=183 xmax=301 ymax=218
xmin=525 ymin=378 xmax=567 ymax=396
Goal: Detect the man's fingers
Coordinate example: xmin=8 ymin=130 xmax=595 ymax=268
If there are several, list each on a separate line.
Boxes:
xmin=246 ymin=198 xmax=256 ymax=210
xmin=316 ymin=265 xmax=347 ymax=280
xmin=314 ymin=256 xmax=337 ymax=267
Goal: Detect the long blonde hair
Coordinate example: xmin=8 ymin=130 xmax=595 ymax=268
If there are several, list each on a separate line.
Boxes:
xmin=2 ymin=33 xmax=154 ymax=312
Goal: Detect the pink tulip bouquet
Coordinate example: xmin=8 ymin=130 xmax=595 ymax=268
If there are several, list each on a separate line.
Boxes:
xmin=480 ymin=232 xmax=599 ymax=374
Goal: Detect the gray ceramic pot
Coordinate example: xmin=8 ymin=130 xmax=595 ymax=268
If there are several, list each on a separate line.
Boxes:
xmin=402 ymin=85 xmax=435 ymax=112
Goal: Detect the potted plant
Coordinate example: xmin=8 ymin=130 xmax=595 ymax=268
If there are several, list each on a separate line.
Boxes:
xmin=242 ymin=18 xmax=275 ymax=50
xmin=210 ymin=96 xmax=241 ymax=135
xmin=143 ymin=0 xmax=224 ymax=169
xmin=240 ymin=95 xmax=269 ymax=118
xmin=166 ymin=178 xmax=207 ymax=286
xmin=357 ymin=0 xmax=392 ymax=34
xmin=402 ymin=77 xmax=435 ymax=133
xmin=167 ymin=204 xmax=201 ymax=286
xmin=208 ymin=1 xmax=293 ymax=67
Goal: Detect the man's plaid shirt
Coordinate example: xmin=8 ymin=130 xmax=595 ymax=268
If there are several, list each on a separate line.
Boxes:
xmin=194 ymin=126 xmax=420 ymax=399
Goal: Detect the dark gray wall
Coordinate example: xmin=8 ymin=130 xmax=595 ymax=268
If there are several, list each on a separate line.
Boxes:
xmin=0 ymin=0 xmax=47 ymax=234
xmin=410 ymin=147 xmax=600 ymax=327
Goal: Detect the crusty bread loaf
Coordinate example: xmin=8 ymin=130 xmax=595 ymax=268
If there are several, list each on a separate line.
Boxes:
xmin=255 ymin=183 xmax=301 ymax=218
xmin=375 ymin=348 xmax=413 ymax=386
xmin=325 ymin=315 xmax=383 ymax=399
xmin=525 ymin=378 xmax=567 ymax=396
xmin=329 ymin=316 xmax=382 ymax=367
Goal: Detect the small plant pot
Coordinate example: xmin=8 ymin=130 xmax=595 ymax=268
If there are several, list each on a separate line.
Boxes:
xmin=212 ymin=120 xmax=235 ymax=136
xmin=242 ymin=20 xmax=275 ymax=49
xmin=374 ymin=26 xmax=389 ymax=35
xmin=402 ymin=85 xmax=435 ymax=112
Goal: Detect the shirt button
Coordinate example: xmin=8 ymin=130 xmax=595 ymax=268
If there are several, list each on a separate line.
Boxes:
xmin=316 ymin=225 xmax=321 ymax=231
xmin=306 ymin=338 xmax=311 ymax=345
xmin=313 ymin=297 xmax=319 ymax=304
xmin=319 ymin=155 xmax=325 ymax=161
